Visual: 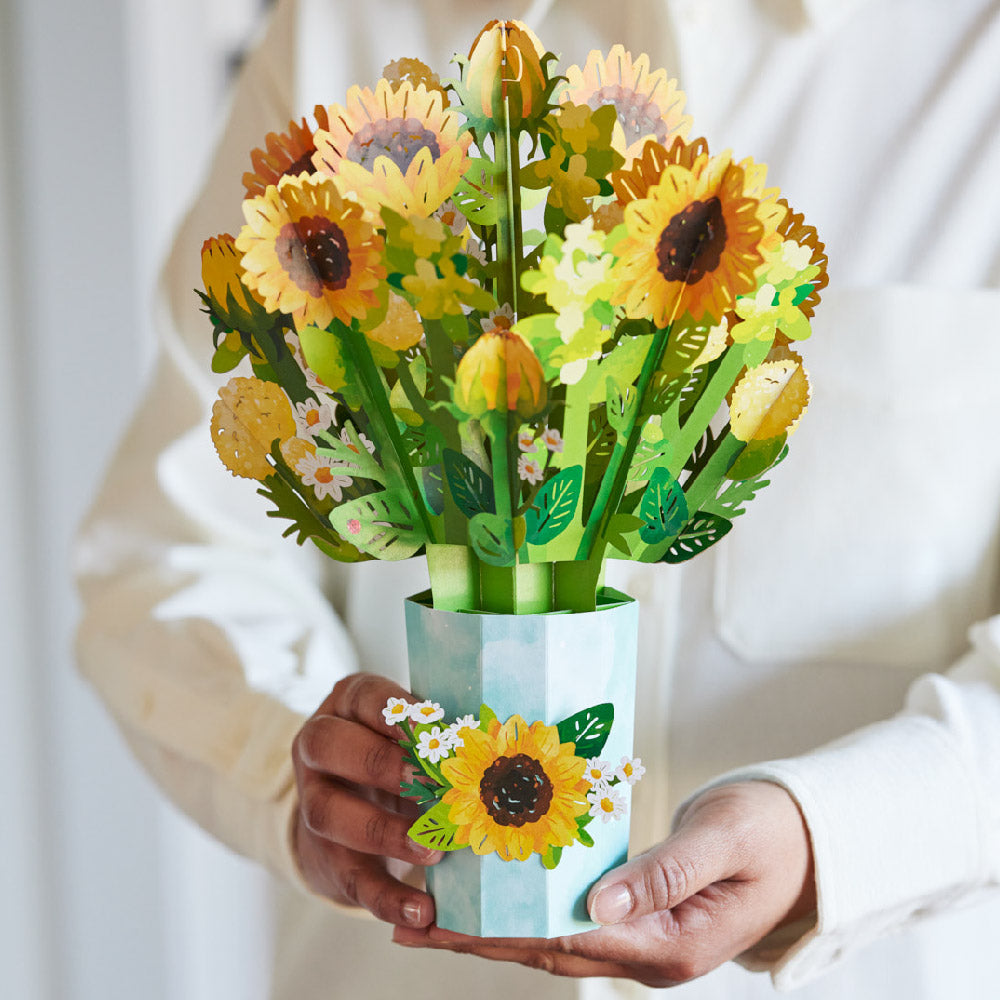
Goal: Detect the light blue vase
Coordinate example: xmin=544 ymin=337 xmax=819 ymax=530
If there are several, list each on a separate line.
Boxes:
xmin=404 ymin=588 xmax=638 ymax=938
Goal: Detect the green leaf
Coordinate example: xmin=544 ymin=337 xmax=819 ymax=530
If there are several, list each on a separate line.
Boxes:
xmin=314 ymin=422 xmax=387 ymax=484
xmin=606 ymin=377 xmax=639 ymax=438
xmin=468 ymin=511 xmax=516 ymax=566
xmin=329 ymin=491 xmax=425 ymax=560
xmin=603 ymin=513 xmax=645 ymax=558
xmin=443 ymin=449 xmax=496 ymax=518
xmin=638 ymin=468 xmax=689 ymax=544
xmin=479 ymin=704 xmax=497 ymax=731
xmin=524 ymin=465 xmax=583 ymax=545
xmin=298 ymin=325 xmax=363 ymax=410
xmin=658 ymin=319 xmax=712 ymax=379
xmin=407 ymin=802 xmax=464 ymax=852
xmin=419 ymin=464 xmax=445 ymax=515
xmin=662 ymin=512 xmax=733 ymax=563
xmin=556 ymin=704 xmax=614 ymax=757
xmin=400 ymin=778 xmax=443 ymax=808
xmin=726 ymin=434 xmax=787 ymax=481
xmin=575 ymin=813 xmax=595 ymax=848
xmin=541 ymin=845 xmax=563 ymax=870
xmin=703 ymin=446 xmax=786 ymax=519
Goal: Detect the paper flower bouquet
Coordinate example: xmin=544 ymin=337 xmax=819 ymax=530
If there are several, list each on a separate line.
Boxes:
xmin=199 ymin=20 xmax=826 ymax=936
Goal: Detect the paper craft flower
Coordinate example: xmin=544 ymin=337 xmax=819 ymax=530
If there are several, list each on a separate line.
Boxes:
xmin=454 ymin=325 xmax=547 ymax=419
xmin=293 ymin=398 xmax=334 ymax=439
xmin=615 ymin=756 xmax=645 ymax=785
xmin=583 ymin=758 xmax=614 ymax=791
xmin=383 ymin=697 xmax=411 ymax=726
xmin=313 ymin=80 xmax=471 ymax=220
xmin=242 ymin=106 xmax=331 ymax=198
xmin=416 ymin=726 xmax=454 ymax=763
xmin=587 ymin=786 xmax=627 ymax=823
xmin=200 ymin=234 xmax=270 ymax=337
xmin=294 ymin=449 xmax=353 ymax=502
xmin=561 ymin=44 xmax=692 ymax=166
xmin=410 ymin=700 xmax=445 ymax=724
xmin=210 ymin=376 xmax=295 ymax=481
xmin=612 ymin=152 xmax=777 ymax=325
xmin=440 ymin=716 xmax=590 ymax=862
xmin=236 ymin=173 xmax=385 ymax=332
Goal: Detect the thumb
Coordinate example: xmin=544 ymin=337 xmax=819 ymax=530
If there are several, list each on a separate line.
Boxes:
xmin=588 ymin=798 xmax=745 ymax=925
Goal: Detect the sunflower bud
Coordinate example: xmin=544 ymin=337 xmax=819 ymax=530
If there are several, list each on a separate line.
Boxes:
xmin=200 ymin=234 xmax=272 ymax=335
xmin=454 ymin=321 xmax=547 ymax=419
xmin=464 ymin=20 xmax=549 ymax=130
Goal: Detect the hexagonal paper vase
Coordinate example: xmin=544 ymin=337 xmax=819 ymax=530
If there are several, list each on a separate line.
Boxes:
xmin=404 ymin=588 xmax=638 ymax=938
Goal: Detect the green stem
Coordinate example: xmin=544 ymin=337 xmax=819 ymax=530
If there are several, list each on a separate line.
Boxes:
xmin=492 ymin=96 xmax=521 ymax=312
xmin=340 ymin=324 xmax=437 ymax=544
xmin=575 ymin=323 xmax=673 ymax=561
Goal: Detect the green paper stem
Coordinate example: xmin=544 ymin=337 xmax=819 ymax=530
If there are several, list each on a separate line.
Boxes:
xmin=339 ymin=323 xmax=438 ymax=545
xmin=575 ymin=323 xmax=673 ymax=563
xmin=492 ymin=95 xmax=522 ymax=312
xmin=400 ymin=719 xmax=447 ymax=787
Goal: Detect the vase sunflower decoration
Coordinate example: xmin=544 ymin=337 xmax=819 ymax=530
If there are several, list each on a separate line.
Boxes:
xmin=199 ymin=21 xmax=827 ymax=937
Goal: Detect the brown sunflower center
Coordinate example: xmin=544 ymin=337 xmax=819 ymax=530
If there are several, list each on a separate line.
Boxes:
xmin=590 ymin=86 xmax=672 ymax=147
xmin=284 ymin=148 xmax=318 ymax=179
xmin=655 ymin=196 xmax=727 ymax=284
xmin=479 ymin=753 xmax=553 ymax=827
xmin=293 ymin=216 xmax=352 ymax=291
xmin=347 ymin=118 xmax=442 ymax=173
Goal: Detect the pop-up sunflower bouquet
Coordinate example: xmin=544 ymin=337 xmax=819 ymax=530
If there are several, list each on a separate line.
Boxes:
xmin=199 ymin=21 xmax=826 ymax=937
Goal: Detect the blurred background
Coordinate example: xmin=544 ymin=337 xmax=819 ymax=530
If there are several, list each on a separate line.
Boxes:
xmin=1 ymin=0 xmax=279 ymax=996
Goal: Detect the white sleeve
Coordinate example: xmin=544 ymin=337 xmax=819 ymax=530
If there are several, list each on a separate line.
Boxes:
xmin=73 ymin=0 xmax=358 ymax=889
xmin=684 ymin=625 xmax=1000 ymax=991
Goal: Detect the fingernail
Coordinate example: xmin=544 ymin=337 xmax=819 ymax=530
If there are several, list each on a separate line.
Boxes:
xmin=414 ymin=845 xmax=443 ymax=864
xmin=402 ymin=901 xmax=424 ymax=926
xmin=591 ymin=883 xmax=634 ymax=924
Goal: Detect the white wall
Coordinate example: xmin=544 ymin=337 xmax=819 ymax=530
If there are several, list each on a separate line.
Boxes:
xmin=0 ymin=1 xmax=274 ymax=997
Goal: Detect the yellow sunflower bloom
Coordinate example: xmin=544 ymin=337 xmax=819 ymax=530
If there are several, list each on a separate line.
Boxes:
xmin=312 ymin=79 xmax=472 ymax=221
xmin=441 ymin=716 xmax=590 ymax=861
xmin=236 ymin=174 xmax=385 ymax=332
xmin=561 ymin=45 xmax=691 ymax=167
xmin=611 ymin=152 xmax=774 ymax=326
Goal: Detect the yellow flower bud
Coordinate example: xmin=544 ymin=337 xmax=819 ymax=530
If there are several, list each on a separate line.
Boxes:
xmin=454 ymin=321 xmax=548 ymax=419
xmin=464 ymin=20 xmax=548 ymax=129
xmin=200 ymin=233 xmax=270 ymax=332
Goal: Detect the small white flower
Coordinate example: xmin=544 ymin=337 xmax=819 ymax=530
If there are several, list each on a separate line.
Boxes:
xmin=382 ymin=698 xmax=411 ymax=726
xmin=415 ymin=726 xmax=453 ymax=764
xmin=340 ymin=425 xmax=376 ymax=455
xmin=540 ymin=426 xmax=564 ymax=453
xmin=517 ymin=430 xmax=537 ymax=452
xmin=615 ymin=756 xmax=645 ymax=785
xmin=584 ymin=758 xmax=614 ymax=791
xmin=294 ymin=398 xmax=334 ymax=439
xmin=295 ymin=452 xmax=353 ymax=502
xmin=587 ymin=786 xmax=627 ymax=823
xmin=482 ymin=303 xmax=515 ymax=335
xmin=517 ymin=454 xmax=544 ymax=484
xmin=435 ymin=199 xmax=469 ymax=236
xmin=447 ymin=715 xmax=479 ymax=747
xmin=409 ymin=700 xmax=445 ymax=724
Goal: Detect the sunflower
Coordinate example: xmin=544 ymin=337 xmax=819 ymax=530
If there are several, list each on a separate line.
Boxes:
xmin=611 ymin=135 xmax=711 ymax=205
xmin=773 ymin=199 xmax=829 ymax=319
xmin=611 ymin=151 xmax=778 ymax=326
xmin=561 ymin=45 xmax=691 ymax=167
xmin=312 ymin=79 xmax=472 ymax=220
xmin=236 ymin=173 xmax=385 ymax=332
xmin=440 ymin=715 xmax=590 ymax=861
xmin=243 ymin=106 xmax=331 ymax=199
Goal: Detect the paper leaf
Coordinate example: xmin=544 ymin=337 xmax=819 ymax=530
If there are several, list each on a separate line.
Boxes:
xmin=407 ymin=802 xmax=464 ymax=852
xmin=556 ymin=703 xmax=614 ymax=757
xmin=726 ymin=434 xmax=787 ymax=481
xmin=329 ymin=491 xmax=425 ymax=560
xmin=468 ymin=512 xmax=516 ymax=566
xmin=658 ymin=319 xmax=712 ymax=380
xmin=400 ymin=778 xmax=443 ymax=808
xmin=443 ymin=449 xmax=496 ymax=518
xmin=314 ymin=424 xmax=387 ymax=484
xmin=524 ymin=465 xmax=583 ymax=545
xmin=703 ymin=446 xmax=787 ymax=519
xmin=575 ymin=813 xmax=595 ymax=848
xmin=661 ymin=512 xmax=733 ymax=563
xmin=603 ymin=513 xmax=645 ymax=557
xmin=419 ymin=464 xmax=445 ymax=515
xmin=298 ymin=326 xmax=363 ymax=410
xmin=605 ymin=377 xmax=639 ymax=438
xmin=638 ymin=468 xmax=689 ymax=544
xmin=541 ymin=844 xmax=563 ymax=870
xmin=479 ymin=704 xmax=497 ymax=731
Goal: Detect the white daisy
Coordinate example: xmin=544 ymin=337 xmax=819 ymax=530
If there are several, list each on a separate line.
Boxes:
xmin=481 ymin=303 xmax=515 ymax=335
xmin=415 ymin=726 xmax=454 ymax=764
xmin=295 ymin=451 xmax=353 ymax=502
xmin=447 ymin=715 xmax=479 ymax=747
xmin=615 ymin=756 xmax=646 ymax=785
xmin=435 ymin=199 xmax=469 ymax=236
xmin=409 ymin=700 xmax=445 ymax=724
xmin=294 ymin=398 xmax=334 ymax=439
xmin=584 ymin=758 xmax=614 ymax=791
xmin=382 ymin=697 xmax=411 ymax=727
xmin=587 ymin=786 xmax=627 ymax=823
xmin=540 ymin=426 xmax=564 ymax=452
xmin=517 ymin=454 xmax=544 ymax=484
xmin=517 ymin=430 xmax=538 ymax=452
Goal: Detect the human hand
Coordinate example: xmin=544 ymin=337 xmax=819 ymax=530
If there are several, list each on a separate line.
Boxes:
xmin=291 ymin=672 xmax=443 ymax=927
xmin=393 ymin=781 xmax=815 ymax=986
